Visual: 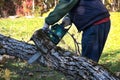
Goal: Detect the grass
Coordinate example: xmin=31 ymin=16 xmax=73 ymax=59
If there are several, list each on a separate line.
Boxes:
xmin=0 ymin=17 xmax=44 ymax=40
xmin=0 ymin=12 xmax=120 ymax=79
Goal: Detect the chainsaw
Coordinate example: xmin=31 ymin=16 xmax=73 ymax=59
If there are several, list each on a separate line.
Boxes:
xmin=28 ymin=23 xmax=71 ymax=64
xmin=45 ymin=23 xmax=71 ymax=45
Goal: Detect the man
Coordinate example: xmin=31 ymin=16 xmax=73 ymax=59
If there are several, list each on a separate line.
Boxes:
xmin=35 ymin=0 xmax=111 ymax=62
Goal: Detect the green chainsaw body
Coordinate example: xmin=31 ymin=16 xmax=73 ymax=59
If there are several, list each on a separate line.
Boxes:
xmin=46 ymin=24 xmax=70 ymax=45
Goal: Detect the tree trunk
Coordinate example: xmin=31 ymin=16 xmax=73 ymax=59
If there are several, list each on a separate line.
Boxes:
xmin=0 ymin=30 xmax=119 ymax=80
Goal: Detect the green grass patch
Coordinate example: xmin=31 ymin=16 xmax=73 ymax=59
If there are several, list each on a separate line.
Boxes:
xmin=0 ymin=17 xmax=44 ymax=41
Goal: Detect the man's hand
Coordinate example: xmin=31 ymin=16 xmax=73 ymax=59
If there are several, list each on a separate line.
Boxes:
xmin=62 ymin=16 xmax=72 ymax=27
xmin=42 ymin=22 xmax=49 ymax=31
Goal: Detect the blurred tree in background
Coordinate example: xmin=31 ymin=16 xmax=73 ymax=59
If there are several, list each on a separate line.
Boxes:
xmin=0 ymin=0 xmax=120 ymax=18
xmin=102 ymin=0 xmax=120 ymax=11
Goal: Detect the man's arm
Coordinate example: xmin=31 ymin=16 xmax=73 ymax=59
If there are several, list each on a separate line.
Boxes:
xmin=45 ymin=0 xmax=78 ymax=25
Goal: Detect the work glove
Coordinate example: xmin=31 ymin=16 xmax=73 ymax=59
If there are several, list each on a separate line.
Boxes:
xmin=42 ymin=22 xmax=49 ymax=31
xmin=62 ymin=16 xmax=72 ymax=27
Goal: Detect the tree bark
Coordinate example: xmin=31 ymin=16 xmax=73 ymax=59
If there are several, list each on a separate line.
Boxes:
xmin=0 ymin=30 xmax=119 ymax=80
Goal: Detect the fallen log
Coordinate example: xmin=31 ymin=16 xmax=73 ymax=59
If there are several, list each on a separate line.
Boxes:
xmin=0 ymin=30 xmax=119 ymax=80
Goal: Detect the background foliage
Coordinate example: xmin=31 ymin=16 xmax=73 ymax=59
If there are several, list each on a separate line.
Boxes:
xmin=0 ymin=0 xmax=120 ymax=18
